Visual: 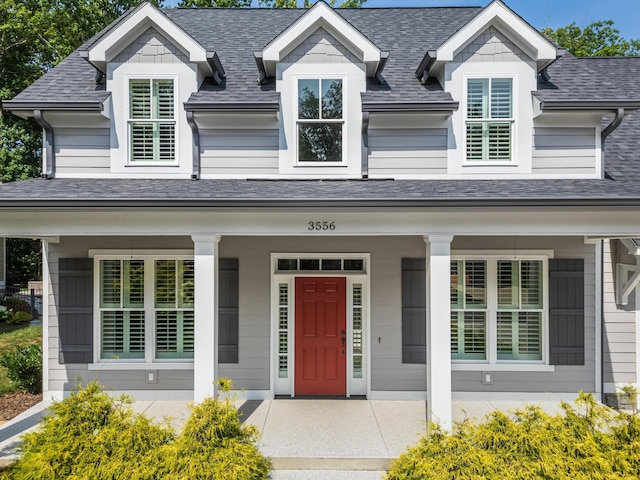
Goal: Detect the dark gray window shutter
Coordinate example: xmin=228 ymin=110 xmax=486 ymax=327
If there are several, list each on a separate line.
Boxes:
xmin=402 ymin=258 xmax=426 ymax=364
xmin=549 ymin=258 xmax=585 ymax=365
xmin=218 ymin=258 xmax=239 ymax=364
xmin=59 ymin=258 xmax=93 ymax=364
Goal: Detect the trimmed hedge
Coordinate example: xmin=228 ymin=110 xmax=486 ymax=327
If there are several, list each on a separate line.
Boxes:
xmin=7 ymin=380 xmax=270 ymax=480
xmin=386 ymin=392 xmax=640 ymax=480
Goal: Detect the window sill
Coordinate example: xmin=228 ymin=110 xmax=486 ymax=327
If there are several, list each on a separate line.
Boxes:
xmin=88 ymin=362 xmax=194 ymax=371
xmin=452 ymin=363 xmax=555 ymax=372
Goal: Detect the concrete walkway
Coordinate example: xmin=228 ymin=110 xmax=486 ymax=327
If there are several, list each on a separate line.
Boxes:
xmin=0 ymin=396 xmax=566 ymax=476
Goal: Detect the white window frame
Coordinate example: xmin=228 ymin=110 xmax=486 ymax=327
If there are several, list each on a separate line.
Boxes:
xmin=90 ymin=251 xmax=195 ymax=369
xmin=127 ymin=77 xmax=177 ymax=165
xmin=464 ymin=76 xmax=514 ymax=164
xmin=277 ymin=61 xmax=365 ymax=178
xmin=295 ymin=77 xmax=345 ymax=165
xmin=451 ymin=253 xmax=550 ymax=369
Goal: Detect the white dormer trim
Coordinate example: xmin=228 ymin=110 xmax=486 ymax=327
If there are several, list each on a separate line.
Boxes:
xmin=432 ymin=0 xmax=557 ymax=74
xmin=87 ymin=2 xmax=212 ymax=76
xmin=261 ymin=1 xmax=382 ymax=78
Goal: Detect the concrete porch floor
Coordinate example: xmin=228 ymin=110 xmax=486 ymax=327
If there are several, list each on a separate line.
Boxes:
xmin=0 ymin=397 xmax=565 ymax=475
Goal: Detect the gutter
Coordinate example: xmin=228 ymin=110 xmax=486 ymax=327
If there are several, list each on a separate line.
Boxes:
xmin=33 ymin=110 xmax=54 ymax=179
xmin=5 ymin=196 xmax=640 ymax=209
xmin=3 ymin=101 xmax=104 ymax=112
xmin=184 ymin=102 xmax=279 ymax=112
xmin=186 ymin=111 xmax=200 ymax=180
xmin=362 ymin=102 xmax=458 ymax=113
xmin=361 ymin=112 xmax=370 ymax=179
xmin=538 ymin=100 xmax=640 ymax=111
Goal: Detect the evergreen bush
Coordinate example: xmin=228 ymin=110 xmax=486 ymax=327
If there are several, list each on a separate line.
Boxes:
xmin=7 ymin=379 xmax=270 ymax=480
xmin=0 ymin=344 xmax=41 ymax=394
xmin=386 ymin=392 xmax=640 ymax=480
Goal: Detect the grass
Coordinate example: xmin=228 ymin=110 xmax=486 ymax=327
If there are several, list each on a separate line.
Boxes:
xmin=0 ymin=324 xmax=42 ymax=394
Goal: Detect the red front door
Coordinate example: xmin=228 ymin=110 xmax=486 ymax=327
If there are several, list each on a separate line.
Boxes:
xmin=295 ymin=277 xmax=347 ymax=395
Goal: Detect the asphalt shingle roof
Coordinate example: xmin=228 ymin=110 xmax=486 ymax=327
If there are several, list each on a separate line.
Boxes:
xmin=4 ymin=6 xmax=640 ymax=206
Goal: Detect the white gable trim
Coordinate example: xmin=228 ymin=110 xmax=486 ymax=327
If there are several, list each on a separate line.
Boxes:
xmin=434 ymin=1 xmax=556 ymax=72
xmin=261 ymin=1 xmax=381 ymax=77
xmin=87 ymin=3 xmax=209 ymax=74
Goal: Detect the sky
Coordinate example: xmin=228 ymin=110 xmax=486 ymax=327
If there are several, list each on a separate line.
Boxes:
xmin=165 ymin=0 xmax=640 ymax=40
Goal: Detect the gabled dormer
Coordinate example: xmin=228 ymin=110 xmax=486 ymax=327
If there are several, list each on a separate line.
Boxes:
xmin=255 ymin=1 xmax=387 ymax=178
xmin=82 ymin=2 xmax=224 ymax=178
xmin=416 ymin=0 xmax=558 ymax=177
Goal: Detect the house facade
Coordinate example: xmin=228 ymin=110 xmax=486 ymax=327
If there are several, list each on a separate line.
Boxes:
xmin=2 ymin=0 xmax=640 ymax=428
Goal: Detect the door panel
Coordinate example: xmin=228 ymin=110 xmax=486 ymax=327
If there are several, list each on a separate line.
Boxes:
xmin=295 ymin=277 xmax=346 ymax=395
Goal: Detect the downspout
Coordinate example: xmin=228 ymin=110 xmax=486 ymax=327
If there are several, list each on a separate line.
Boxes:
xmin=600 ymin=240 xmax=605 ymax=403
xmin=601 ymin=108 xmax=625 ymax=146
xmin=361 ymin=111 xmax=370 ymax=179
xmin=34 ymin=110 xmax=54 ymax=179
xmin=186 ymin=111 xmax=200 ymax=180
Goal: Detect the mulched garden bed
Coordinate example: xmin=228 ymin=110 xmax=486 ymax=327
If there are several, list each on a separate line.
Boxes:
xmin=0 ymin=392 xmax=42 ymax=422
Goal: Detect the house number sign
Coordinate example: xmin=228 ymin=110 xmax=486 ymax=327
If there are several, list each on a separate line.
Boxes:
xmin=308 ymin=221 xmax=336 ymax=231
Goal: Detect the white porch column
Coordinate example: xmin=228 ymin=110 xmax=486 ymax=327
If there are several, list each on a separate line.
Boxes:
xmin=424 ymin=235 xmax=454 ymax=430
xmin=192 ymin=234 xmax=220 ymax=402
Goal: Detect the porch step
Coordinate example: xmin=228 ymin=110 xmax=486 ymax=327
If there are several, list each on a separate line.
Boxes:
xmin=269 ymin=456 xmax=390 ymax=471
xmin=271 ymin=469 xmax=386 ymax=479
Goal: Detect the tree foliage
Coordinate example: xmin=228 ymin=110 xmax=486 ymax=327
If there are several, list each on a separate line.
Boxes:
xmin=178 ymin=0 xmax=365 ymax=8
xmin=542 ymin=20 xmax=640 ymax=57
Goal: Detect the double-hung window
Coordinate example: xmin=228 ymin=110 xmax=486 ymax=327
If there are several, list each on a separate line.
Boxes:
xmin=97 ymin=256 xmax=194 ymax=362
xmin=451 ymin=257 xmax=545 ymax=363
xmin=466 ymin=78 xmax=513 ymax=163
xmin=128 ymin=79 xmax=175 ymax=163
xmin=297 ymin=78 xmax=343 ymax=162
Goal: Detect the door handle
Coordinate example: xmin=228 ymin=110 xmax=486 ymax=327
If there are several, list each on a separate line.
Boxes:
xmin=341 ymin=330 xmax=346 ymax=354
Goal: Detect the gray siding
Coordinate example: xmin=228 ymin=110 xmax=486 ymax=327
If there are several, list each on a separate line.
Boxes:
xmin=603 ymin=239 xmax=637 ymax=385
xmin=532 ymin=127 xmax=596 ymax=175
xmin=453 ymin=26 xmax=530 ymax=63
xmin=55 ymin=128 xmax=110 ymax=175
xmin=200 ymin=129 xmax=279 ymax=176
xmin=282 ymin=27 xmax=359 ymax=64
xmin=47 ymin=236 xmax=194 ymax=394
xmin=111 ymin=27 xmax=189 ymax=64
xmin=368 ymin=128 xmax=447 ymax=176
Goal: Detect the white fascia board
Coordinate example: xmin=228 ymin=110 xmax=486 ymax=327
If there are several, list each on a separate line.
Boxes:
xmin=435 ymin=1 xmax=557 ymax=71
xmin=261 ymin=1 xmax=380 ymax=75
xmin=88 ymin=3 xmax=208 ymax=69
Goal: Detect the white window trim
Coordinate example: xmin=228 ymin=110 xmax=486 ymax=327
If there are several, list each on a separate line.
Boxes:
xmin=463 ymin=75 xmax=515 ymax=166
xmin=92 ymin=252 xmax=194 ymax=368
xmin=445 ymin=61 xmax=535 ymax=176
xmin=108 ymin=62 xmax=196 ymax=177
xmin=277 ymin=62 xmax=366 ymax=178
xmin=451 ymin=253 xmax=550 ymax=368
xmin=295 ymin=76 xmax=346 ymax=166
xmin=127 ymin=77 xmax=178 ymax=166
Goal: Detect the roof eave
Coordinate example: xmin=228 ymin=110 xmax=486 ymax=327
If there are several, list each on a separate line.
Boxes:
xmin=4 ymin=197 xmax=640 ymax=209
xmin=539 ymin=100 xmax=640 ymax=111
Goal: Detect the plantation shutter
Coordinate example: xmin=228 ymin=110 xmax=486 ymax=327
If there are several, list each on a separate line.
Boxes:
xmin=218 ymin=258 xmax=239 ymax=364
xmin=59 ymin=258 xmax=93 ymax=364
xmin=549 ymin=259 xmax=585 ymax=365
xmin=402 ymin=258 xmax=426 ymax=364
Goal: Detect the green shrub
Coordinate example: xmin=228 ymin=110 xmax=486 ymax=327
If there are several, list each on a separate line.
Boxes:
xmin=10 ymin=382 xmax=173 ymax=480
xmin=149 ymin=378 xmax=271 ymax=479
xmin=7 ymin=310 xmax=33 ymax=324
xmin=387 ymin=392 xmax=640 ymax=480
xmin=1 ymin=297 xmax=31 ymax=314
xmin=0 ymin=306 xmax=9 ymax=323
xmin=0 ymin=344 xmax=41 ymax=394
xmin=8 ymin=379 xmax=270 ymax=480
